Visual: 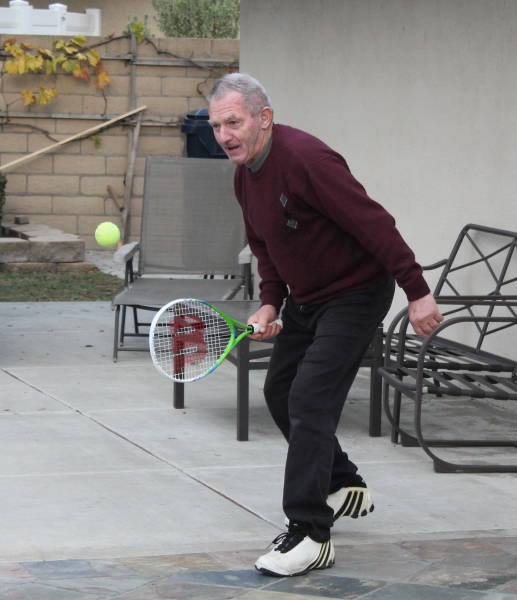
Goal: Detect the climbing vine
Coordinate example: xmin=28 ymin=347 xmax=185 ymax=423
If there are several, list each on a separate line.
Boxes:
xmin=0 ymin=35 xmax=111 ymax=120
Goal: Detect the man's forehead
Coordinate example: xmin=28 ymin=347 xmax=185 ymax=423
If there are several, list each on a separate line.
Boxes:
xmin=209 ymin=92 xmax=248 ymax=119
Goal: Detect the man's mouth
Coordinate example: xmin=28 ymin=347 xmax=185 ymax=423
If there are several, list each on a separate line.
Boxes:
xmin=225 ymin=144 xmax=239 ymax=152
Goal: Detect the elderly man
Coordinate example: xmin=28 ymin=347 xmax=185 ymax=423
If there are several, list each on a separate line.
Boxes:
xmin=208 ymin=73 xmax=443 ymax=578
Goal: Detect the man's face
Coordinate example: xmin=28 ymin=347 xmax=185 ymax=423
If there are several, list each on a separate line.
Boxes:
xmin=209 ymin=91 xmax=264 ymax=164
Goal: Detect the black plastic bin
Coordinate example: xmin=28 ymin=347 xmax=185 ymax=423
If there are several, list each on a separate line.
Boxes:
xmin=181 ymin=108 xmax=227 ymax=159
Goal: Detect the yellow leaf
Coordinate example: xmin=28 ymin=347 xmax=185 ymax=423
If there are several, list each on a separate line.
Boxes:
xmin=45 ymin=56 xmax=57 ymax=75
xmin=86 ymin=50 xmax=100 ymax=66
xmin=20 ymin=43 xmax=34 ymax=50
xmin=21 ymin=90 xmax=36 ymax=106
xmin=55 ymin=54 xmax=67 ymax=63
xmin=64 ymin=45 xmax=77 ymax=55
xmin=75 ymin=52 xmax=87 ymax=61
xmin=37 ymin=86 xmax=58 ymax=107
xmin=8 ymin=43 xmax=24 ymax=58
xmin=38 ymin=47 xmax=54 ymax=58
xmin=72 ymin=35 xmax=86 ymax=47
xmin=25 ymin=54 xmax=43 ymax=73
xmin=94 ymin=69 xmax=111 ymax=90
xmin=72 ymin=65 xmax=90 ymax=81
xmin=54 ymin=40 xmax=65 ymax=50
xmin=4 ymin=61 xmax=19 ymax=75
xmin=3 ymin=38 xmax=16 ymax=48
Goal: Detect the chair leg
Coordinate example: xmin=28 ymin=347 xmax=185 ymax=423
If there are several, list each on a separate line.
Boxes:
xmin=174 ymin=382 xmax=184 ymax=409
xmin=133 ymin=306 xmax=139 ymax=334
xmin=113 ymin=305 xmax=120 ymax=362
xmin=368 ymin=326 xmax=383 ymax=437
xmin=236 ymin=336 xmax=250 ymax=441
xmin=391 ymin=390 xmax=402 ymax=444
xmin=120 ymin=305 xmax=127 ymax=346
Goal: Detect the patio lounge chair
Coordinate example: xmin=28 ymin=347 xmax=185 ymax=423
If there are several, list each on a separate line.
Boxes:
xmin=112 ymin=156 xmax=252 ymax=363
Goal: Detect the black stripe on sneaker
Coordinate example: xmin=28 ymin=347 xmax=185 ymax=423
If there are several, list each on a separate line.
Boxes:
xmin=307 ymin=543 xmax=326 ymax=571
xmin=318 ymin=542 xmax=331 ymax=569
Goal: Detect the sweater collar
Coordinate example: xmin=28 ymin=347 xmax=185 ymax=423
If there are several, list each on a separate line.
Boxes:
xmin=246 ymin=129 xmax=273 ymax=173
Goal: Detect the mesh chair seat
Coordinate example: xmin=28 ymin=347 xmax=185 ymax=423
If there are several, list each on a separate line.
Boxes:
xmin=113 ymin=277 xmax=242 ymax=308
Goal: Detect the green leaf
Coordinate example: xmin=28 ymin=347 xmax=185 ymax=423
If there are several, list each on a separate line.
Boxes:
xmin=62 ymin=59 xmax=79 ymax=73
xmin=131 ymin=21 xmax=146 ymax=43
xmin=90 ymin=135 xmax=102 ymax=148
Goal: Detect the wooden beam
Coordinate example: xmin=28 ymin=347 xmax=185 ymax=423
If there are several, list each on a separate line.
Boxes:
xmin=0 ymin=111 xmax=178 ymax=125
xmin=0 ymin=106 xmax=146 ymax=173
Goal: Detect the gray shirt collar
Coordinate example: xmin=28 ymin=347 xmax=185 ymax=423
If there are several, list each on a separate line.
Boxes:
xmin=246 ymin=132 xmax=273 ymax=173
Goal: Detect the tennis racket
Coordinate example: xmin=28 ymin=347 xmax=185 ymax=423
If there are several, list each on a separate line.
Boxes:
xmin=149 ymin=299 xmax=283 ymax=382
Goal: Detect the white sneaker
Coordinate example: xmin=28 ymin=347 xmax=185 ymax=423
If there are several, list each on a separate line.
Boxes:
xmin=283 ymin=478 xmax=375 ymax=528
xmin=328 ymin=478 xmax=374 ymax=521
xmin=255 ymin=529 xmax=334 ymax=577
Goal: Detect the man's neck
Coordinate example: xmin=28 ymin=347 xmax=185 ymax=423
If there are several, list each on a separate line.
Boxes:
xmin=246 ymin=127 xmax=273 ymax=172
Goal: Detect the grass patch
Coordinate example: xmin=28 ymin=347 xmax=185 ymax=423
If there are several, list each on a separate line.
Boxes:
xmin=0 ymin=271 xmax=124 ymax=302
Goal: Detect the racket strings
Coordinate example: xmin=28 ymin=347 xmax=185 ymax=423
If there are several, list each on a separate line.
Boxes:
xmin=151 ymin=300 xmax=232 ymax=381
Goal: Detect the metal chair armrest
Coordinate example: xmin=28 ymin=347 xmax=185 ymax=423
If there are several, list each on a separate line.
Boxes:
xmin=422 ymin=259 xmax=448 ymax=271
xmin=113 ymin=241 xmax=140 ymax=264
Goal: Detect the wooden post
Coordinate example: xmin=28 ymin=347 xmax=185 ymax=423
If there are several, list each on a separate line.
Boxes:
xmin=120 ymin=112 xmax=142 ymax=245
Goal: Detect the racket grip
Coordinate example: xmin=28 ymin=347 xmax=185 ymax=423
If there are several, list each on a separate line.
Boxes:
xmin=251 ymin=319 xmax=283 ymax=335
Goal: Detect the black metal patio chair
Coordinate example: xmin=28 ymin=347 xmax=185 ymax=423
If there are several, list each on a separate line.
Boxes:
xmin=379 ymin=224 xmax=517 ymax=473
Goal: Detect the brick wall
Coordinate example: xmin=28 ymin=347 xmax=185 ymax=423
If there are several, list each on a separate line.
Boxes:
xmin=0 ymin=35 xmax=239 ymax=248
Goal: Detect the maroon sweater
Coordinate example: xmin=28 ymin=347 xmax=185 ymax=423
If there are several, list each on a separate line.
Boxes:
xmin=234 ymin=124 xmax=430 ymax=313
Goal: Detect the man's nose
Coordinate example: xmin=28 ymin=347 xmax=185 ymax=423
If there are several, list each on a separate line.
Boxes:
xmin=218 ymin=126 xmax=233 ymax=144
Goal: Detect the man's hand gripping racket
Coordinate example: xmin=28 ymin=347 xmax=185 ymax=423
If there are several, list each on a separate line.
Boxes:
xmin=149 ymin=299 xmax=283 ymax=382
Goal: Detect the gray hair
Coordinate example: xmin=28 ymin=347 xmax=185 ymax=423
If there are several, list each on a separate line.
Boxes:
xmin=208 ymin=73 xmax=273 ymax=118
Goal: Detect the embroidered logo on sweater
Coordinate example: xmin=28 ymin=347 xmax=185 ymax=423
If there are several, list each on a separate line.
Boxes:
xmin=279 ymin=194 xmax=298 ymax=229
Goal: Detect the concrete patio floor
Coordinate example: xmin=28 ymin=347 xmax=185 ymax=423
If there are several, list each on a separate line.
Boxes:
xmin=1 ymin=297 xmax=517 ymax=599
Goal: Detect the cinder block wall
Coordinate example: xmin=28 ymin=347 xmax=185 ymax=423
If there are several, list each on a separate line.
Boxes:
xmin=0 ymin=35 xmax=239 ymax=248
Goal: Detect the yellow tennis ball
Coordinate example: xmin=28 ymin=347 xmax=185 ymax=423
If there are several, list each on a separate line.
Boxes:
xmin=95 ymin=222 xmax=120 ymax=247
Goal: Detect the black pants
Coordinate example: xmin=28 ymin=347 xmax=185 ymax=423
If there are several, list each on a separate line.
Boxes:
xmin=263 ymin=276 xmax=395 ymax=543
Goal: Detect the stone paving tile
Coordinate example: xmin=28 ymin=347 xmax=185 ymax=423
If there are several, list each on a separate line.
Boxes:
xmin=0 ymin=562 xmax=36 ymax=584
xmin=359 ymin=582 xmax=487 ymax=599
xmin=43 ymin=575 xmax=155 ymax=595
xmin=0 ymin=582 xmax=107 ymax=599
xmin=334 ymin=543 xmax=425 ymax=565
xmin=330 ymin=558 xmax=432 ymax=582
xmin=238 ymin=590 xmax=336 ymax=600
xmin=498 ymin=580 xmax=517 ymax=594
xmin=485 ymin=539 xmax=517 ymax=557
xmin=21 ymin=559 xmax=136 ymax=580
xmin=398 ymin=538 xmax=511 ymax=560
xmin=172 ymin=568 xmax=267 ymax=589
xmin=113 ymin=578 xmax=247 ymax=599
xmin=210 ymin=549 xmax=265 ymax=570
xmin=405 ymin=555 xmax=517 ymax=591
xmin=117 ymin=553 xmax=229 ymax=577
xmin=485 ymin=593 xmax=517 ymax=600
xmin=264 ymin=573 xmax=388 ymax=598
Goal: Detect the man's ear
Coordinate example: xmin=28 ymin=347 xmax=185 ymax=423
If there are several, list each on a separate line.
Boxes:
xmin=259 ymin=106 xmax=273 ymax=129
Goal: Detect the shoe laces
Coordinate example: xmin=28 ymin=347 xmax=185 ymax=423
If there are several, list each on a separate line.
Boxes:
xmin=269 ymin=529 xmax=307 ymax=554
